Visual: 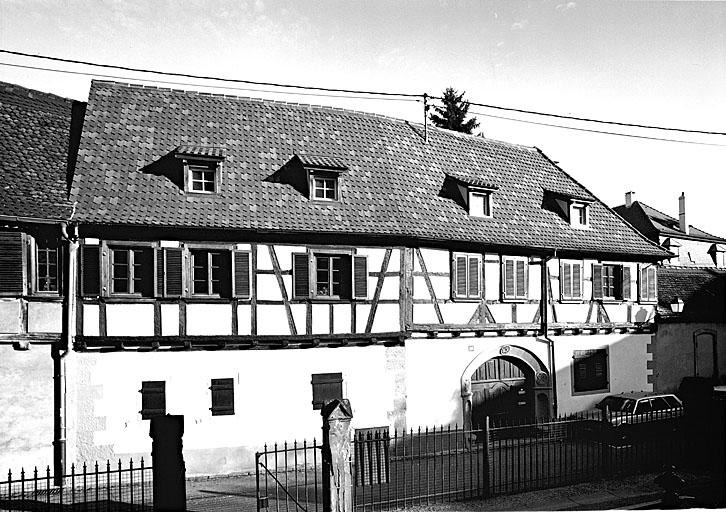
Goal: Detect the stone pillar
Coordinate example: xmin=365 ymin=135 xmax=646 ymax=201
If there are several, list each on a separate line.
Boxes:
xmin=150 ymin=415 xmax=186 ymax=511
xmin=321 ymin=399 xmax=353 ymax=512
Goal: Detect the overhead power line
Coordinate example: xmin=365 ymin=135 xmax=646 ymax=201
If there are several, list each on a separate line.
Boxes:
xmin=2 ymin=48 xmax=724 ymax=141
xmin=0 ymin=62 xmax=420 ymax=103
xmin=0 ymin=49 xmax=421 ymax=98
xmin=470 ymin=110 xmax=726 ymax=147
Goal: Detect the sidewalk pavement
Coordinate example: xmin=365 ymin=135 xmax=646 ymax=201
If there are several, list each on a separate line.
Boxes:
xmin=184 ymin=469 xmax=723 ymax=512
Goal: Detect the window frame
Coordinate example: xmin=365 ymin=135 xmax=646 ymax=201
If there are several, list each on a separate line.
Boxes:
xmin=190 ymin=247 xmax=231 ymax=298
xmin=182 ymin=158 xmax=222 ymax=195
xmin=601 ymin=263 xmax=622 ymax=301
xmin=638 ymin=264 xmax=658 ymax=304
xmin=108 ymin=245 xmax=154 ymax=297
xmin=560 ymin=259 xmax=583 ymax=302
xmin=311 ymin=175 xmax=339 ymax=201
xmin=293 ymin=247 xmax=366 ymax=301
xmin=467 ymin=189 xmax=493 ymax=218
xmin=571 ymin=348 xmax=609 ymax=395
xmin=451 ymin=252 xmax=483 ymax=300
xmin=501 ymin=255 xmax=529 ymax=301
xmin=569 ymin=201 xmax=590 ymax=228
xmin=33 ymin=237 xmax=61 ymax=295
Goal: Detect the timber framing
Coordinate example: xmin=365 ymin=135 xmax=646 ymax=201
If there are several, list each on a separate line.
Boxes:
xmin=411 ymin=322 xmax=654 ymax=336
xmin=74 ymin=331 xmax=406 ymax=351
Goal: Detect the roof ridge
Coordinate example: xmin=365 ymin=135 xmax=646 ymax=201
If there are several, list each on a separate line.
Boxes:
xmin=632 ymin=200 xmax=726 ymax=242
xmin=0 ymin=80 xmax=75 ymax=105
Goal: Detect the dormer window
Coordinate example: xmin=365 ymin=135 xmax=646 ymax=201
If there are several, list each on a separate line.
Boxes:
xmin=468 ymin=189 xmax=492 ymax=218
xmin=175 ymin=145 xmax=226 ymax=194
xmin=311 ymin=173 xmax=338 ymax=201
xmin=570 ymin=201 xmax=589 ymax=227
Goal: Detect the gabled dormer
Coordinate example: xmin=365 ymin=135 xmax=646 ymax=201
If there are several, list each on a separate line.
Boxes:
xmin=175 ymin=145 xmax=226 ymax=194
xmin=542 ymin=188 xmax=594 ymax=229
xmin=443 ymin=172 xmax=498 ymax=218
xmin=297 ymin=154 xmax=348 ymax=202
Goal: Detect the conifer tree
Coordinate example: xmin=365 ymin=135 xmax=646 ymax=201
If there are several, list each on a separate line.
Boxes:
xmin=429 ymin=87 xmax=480 ymax=134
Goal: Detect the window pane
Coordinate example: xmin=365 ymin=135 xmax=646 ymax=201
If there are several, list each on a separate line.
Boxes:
xmin=316 ymin=256 xmax=330 ymax=296
xmin=193 ymin=251 xmax=209 ymax=294
xmin=112 ymin=249 xmax=129 ymax=293
xmin=210 ymin=252 xmax=222 ymax=294
xmin=331 ymin=257 xmax=341 ymax=296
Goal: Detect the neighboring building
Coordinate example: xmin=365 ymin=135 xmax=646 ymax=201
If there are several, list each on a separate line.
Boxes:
xmin=0 ymin=82 xmax=84 ymax=472
xmin=58 ymin=80 xmax=668 ymax=475
xmin=614 ymin=192 xmax=726 ymax=392
xmin=614 ymin=191 xmax=726 ymax=268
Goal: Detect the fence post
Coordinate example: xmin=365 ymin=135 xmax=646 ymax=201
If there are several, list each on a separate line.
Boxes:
xmin=149 ymin=415 xmax=186 ymax=511
xmin=483 ymin=415 xmax=491 ymax=497
xmin=321 ymin=399 xmax=354 ymax=512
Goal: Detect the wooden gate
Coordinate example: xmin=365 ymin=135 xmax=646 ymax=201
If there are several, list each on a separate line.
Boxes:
xmin=471 ymin=357 xmax=534 ymax=428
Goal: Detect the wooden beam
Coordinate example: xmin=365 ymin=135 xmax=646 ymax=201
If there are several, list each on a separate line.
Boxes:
xmin=365 ymin=248 xmax=392 ymax=333
xmin=415 ymin=248 xmax=444 ymax=324
xmin=268 ymin=244 xmax=297 ymax=336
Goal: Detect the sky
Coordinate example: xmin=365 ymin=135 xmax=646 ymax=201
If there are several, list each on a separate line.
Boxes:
xmin=1 ymin=0 xmax=725 ymax=236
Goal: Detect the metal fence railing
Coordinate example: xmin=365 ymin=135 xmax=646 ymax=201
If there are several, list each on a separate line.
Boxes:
xmin=353 ymin=408 xmax=714 ymax=511
xmin=1 ymin=458 xmax=153 ymax=511
xmin=256 ymin=440 xmax=323 ymax=512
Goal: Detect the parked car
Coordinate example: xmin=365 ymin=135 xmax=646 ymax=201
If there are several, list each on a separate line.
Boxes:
xmin=594 ymin=392 xmax=684 ymax=442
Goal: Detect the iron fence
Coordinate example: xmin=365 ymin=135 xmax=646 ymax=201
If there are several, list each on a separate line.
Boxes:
xmin=1 ymin=458 xmax=152 ymax=511
xmin=353 ymin=407 xmax=710 ymax=511
xmin=256 ymin=440 xmax=323 ymax=512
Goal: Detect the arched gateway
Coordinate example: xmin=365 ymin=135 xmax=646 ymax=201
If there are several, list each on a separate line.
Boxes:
xmin=461 ymin=345 xmax=552 ymax=429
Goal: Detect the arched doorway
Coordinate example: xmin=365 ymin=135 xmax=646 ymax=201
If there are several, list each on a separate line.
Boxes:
xmin=471 ymin=356 xmax=533 ymax=428
xmin=694 ymin=330 xmax=718 ymax=379
xmin=461 ymin=344 xmax=552 ymax=430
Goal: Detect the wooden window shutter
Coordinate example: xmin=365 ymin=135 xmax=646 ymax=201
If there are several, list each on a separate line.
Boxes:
xmin=0 ymin=231 xmax=25 ymax=294
xmin=353 ymin=255 xmax=368 ymax=299
xmin=503 ymin=259 xmax=515 ymax=298
xmin=647 ymin=267 xmax=657 ymax=301
xmin=155 ymin=249 xmax=164 ymax=297
xmin=210 ymin=378 xmax=235 ymax=416
xmin=292 ymin=252 xmax=310 ymax=299
xmin=515 ymin=260 xmax=526 ymax=298
xmin=311 ymin=373 xmax=343 ymax=410
xmin=572 ymin=263 xmax=582 ymax=298
xmin=81 ymin=245 xmax=100 ymax=296
xmin=140 ymin=381 xmax=166 ymax=420
xmin=163 ymin=248 xmax=184 ymax=297
xmin=233 ymin=251 xmax=251 ymax=298
xmin=468 ymin=256 xmax=480 ymax=297
xmin=621 ymin=266 xmax=631 ymax=300
xmin=592 ymin=264 xmax=603 ymax=299
xmin=454 ymin=255 xmax=467 ymax=297
xmin=561 ymin=262 xmax=572 ymax=299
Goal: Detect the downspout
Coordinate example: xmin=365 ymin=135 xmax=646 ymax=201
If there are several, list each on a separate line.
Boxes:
xmin=54 ymin=221 xmax=78 ymax=484
xmin=541 ymin=251 xmax=558 ymax=418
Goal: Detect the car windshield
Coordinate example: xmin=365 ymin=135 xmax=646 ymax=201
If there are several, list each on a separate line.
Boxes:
xmin=597 ymin=396 xmax=635 ymax=413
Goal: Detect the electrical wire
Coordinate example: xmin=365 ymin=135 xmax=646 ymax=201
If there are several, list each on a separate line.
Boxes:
xmin=470 ymin=110 xmax=726 ymax=147
xmin=0 ymin=62 xmax=420 ymax=103
xmin=0 ymin=49 xmax=421 ymax=98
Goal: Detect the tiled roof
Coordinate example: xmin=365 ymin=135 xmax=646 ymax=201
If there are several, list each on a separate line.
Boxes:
xmin=445 ymin=170 xmax=498 ymax=190
xmin=176 ymin=145 xmax=226 ymax=159
xmin=70 ymin=81 xmax=669 ymax=259
xmin=657 ymin=266 xmax=726 ymax=322
xmin=296 ymin=154 xmax=348 ymax=171
xmin=615 ymin=201 xmax=726 ymax=244
xmin=0 ymin=82 xmax=77 ymax=221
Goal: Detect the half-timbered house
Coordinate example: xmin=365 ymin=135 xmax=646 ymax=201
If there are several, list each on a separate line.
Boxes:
xmin=61 ymin=80 xmax=670 ymax=475
xmin=0 ymin=82 xmax=84 ymax=472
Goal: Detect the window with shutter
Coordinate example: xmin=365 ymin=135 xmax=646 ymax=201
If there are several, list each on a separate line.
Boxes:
xmin=311 ymin=372 xmax=343 ymax=410
xmin=191 ymin=249 xmax=232 ymax=298
xmin=109 ymin=246 xmax=154 ymax=297
xmin=561 ymin=262 xmax=572 ymax=299
xmin=140 ymin=381 xmax=166 ymax=419
xmin=451 ymin=253 xmax=482 ymax=299
xmin=35 ymin=238 xmax=60 ymax=294
xmin=0 ymin=231 xmax=25 ymax=295
xmin=596 ymin=264 xmax=625 ymax=300
xmin=210 ymin=378 xmax=235 ymax=416
xmin=353 ymin=255 xmax=368 ymax=299
xmin=572 ymin=263 xmax=582 ymax=298
xmin=502 ymin=256 xmax=527 ymax=300
xmin=81 ymin=245 xmax=100 ymax=297
xmin=561 ymin=261 xmax=583 ymax=300
xmin=233 ymin=251 xmax=251 ymax=298
xmin=164 ymin=248 xmax=184 ymax=297
xmin=622 ymin=266 xmax=631 ymax=301
xmin=572 ymin=349 xmax=608 ymax=393
xmin=639 ymin=265 xmax=657 ymax=302
xmin=292 ymin=253 xmax=310 ymax=299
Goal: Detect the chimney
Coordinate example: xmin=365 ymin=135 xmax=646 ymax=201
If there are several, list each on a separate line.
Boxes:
xmin=678 ymin=192 xmax=689 ymax=234
xmin=625 ymin=191 xmax=635 ymax=208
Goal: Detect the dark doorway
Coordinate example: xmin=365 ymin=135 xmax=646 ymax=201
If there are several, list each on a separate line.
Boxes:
xmin=471 ymin=357 xmax=535 ymax=428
